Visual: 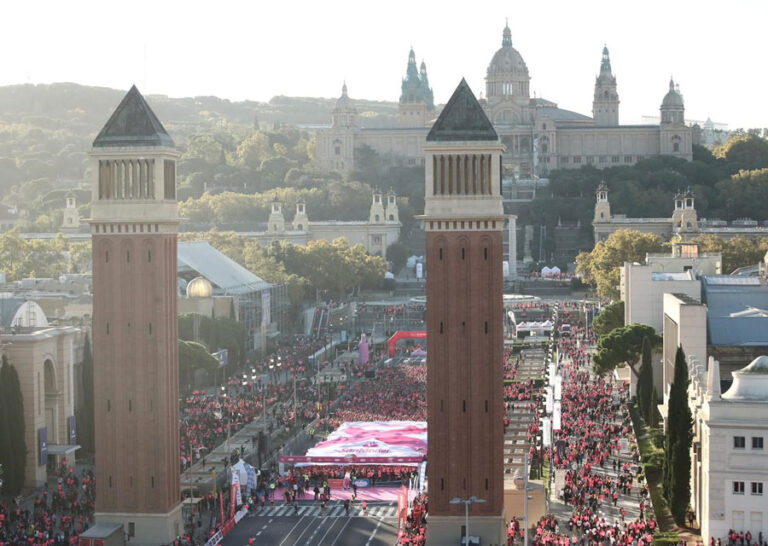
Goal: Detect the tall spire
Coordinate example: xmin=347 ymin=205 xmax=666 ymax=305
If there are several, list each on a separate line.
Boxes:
xmin=502 ymin=19 xmax=512 ymax=47
xmin=342 ymin=81 xmax=348 ymax=97
xmin=600 ymin=45 xmax=612 ymax=74
xmin=406 ymin=47 xmax=419 ymax=80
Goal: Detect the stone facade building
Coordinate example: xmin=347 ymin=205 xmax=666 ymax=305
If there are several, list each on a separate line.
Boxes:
xmin=252 ymin=190 xmax=401 ymax=255
xmin=0 ymin=299 xmax=80 ymax=489
xmin=593 ymin=184 xmax=768 ymax=243
xmin=689 ymin=355 xmax=768 ymax=543
xmin=316 ymin=23 xmax=693 ymax=178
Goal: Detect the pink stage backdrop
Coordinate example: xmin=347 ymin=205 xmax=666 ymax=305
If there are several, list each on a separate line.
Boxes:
xmin=280 ymin=421 xmax=427 ymax=465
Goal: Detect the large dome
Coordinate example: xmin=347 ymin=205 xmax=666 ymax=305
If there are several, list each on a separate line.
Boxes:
xmin=334 ymin=83 xmax=355 ymax=112
xmin=488 ymin=46 xmax=528 ymax=76
xmin=662 ymin=79 xmax=684 ymax=108
xmin=487 ymin=24 xmax=528 ymax=77
xmin=485 ymin=23 xmax=531 ymax=104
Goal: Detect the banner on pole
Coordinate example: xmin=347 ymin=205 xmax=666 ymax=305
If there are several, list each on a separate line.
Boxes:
xmin=542 ymin=418 xmax=552 ymax=447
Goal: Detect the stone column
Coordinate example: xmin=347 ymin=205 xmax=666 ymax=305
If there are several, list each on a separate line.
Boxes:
xmin=507 ymin=215 xmax=518 ymax=279
xmin=523 ymin=225 xmax=534 ymax=263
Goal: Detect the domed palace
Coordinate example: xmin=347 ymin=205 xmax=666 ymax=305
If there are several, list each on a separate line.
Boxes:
xmin=315 ymin=22 xmax=693 ymax=178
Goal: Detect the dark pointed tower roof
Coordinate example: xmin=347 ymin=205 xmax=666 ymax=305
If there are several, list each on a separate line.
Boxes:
xmin=93 ymin=85 xmax=174 ymax=148
xmin=426 ymin=79 xmax=498 ymax=142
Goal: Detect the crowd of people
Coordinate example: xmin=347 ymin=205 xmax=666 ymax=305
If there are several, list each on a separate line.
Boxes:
xmin=320 ymin=362 xmax=426 ymax=429
xmin=179 ymin=334 xmax=333 ymax=470
xmin=0 ymin=461 xmax=95 ymax=545
xmin=519 ymin=311 xmax=657 ymax=546
xmin=398 ymin=492 xmax=427 ymax=545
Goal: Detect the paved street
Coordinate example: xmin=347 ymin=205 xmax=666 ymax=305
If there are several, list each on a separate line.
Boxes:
xmin=221 ymin=501 xmax=400 ymax=546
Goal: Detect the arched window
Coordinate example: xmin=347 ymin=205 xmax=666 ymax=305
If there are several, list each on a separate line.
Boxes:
xmin=389 ymin=215 xmax=394 ymax=221
xmin=375 ymin=214 xmax=380 ymax=222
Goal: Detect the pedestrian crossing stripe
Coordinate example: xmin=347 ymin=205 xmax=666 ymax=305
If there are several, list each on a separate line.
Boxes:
xmin=248 ymin=504 xmax=398 ymax=518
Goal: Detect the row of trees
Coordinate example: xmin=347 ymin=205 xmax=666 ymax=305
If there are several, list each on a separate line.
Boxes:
xmin=178 ymin=181 xmax=375 ymax=226
xmin=0 ymin=229 xmax=91 ymax=281
xmin=178 ymin=231 xmax=389 ymax=305
xmin=0 ymin=355 xmax=26 ymax=495
xmin=0 ymin=228 xmax=389 ymax=303
xmin=576 ymin=228 xmax=768 ymax=299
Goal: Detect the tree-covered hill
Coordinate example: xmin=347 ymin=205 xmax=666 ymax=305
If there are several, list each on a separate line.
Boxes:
xmin=0 ymin=83 xmax=408 ymax=232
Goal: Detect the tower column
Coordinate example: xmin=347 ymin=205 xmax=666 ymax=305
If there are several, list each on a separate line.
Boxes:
xmin=88 ymin=86 xmax=182 ymax=545
xmin=422 ymin=79 xmax=506 ymax=546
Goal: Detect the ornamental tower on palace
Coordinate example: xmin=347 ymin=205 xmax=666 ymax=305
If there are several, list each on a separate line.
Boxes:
xmin=424 ymin=79 xmax=506 ymax=545
xmin=593 ymin=46 xmax=620 ymax=126
xmin=88 ymin=86 xmax=182 ymax=544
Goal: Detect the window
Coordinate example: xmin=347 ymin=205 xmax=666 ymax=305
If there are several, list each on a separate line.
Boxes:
xmin=753 ymin=437 xmax=764 ymax=449
xmin=573 ymin=156 xmax=582 ymax=164
xmin=624 ymin=155 xmax=633 ymax=163
xmin=586 ymin=156 xmax=595 ymax=165
xmin=751 ymin=482 xmax=763 ymax=495
xmin=598 ymin=156 xmax=607 ymax=164
xmin=163 ymin=160 xmax=175 ymax=200
xmin=733 ymin=481 xmax=745 ymax=494
xmin=561 ymin=156 xmax=569 ymax=164
xmin=734 ymin=436 xmax=746 ymax=449
xmin=673 ymin=142 xmax=680 ymax=152
xmin=612 ymin=156 xmax=620 ymax=163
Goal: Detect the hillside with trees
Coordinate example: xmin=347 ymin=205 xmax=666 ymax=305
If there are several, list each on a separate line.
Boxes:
xmin=0 ymin=83 xmax=412 ymax=233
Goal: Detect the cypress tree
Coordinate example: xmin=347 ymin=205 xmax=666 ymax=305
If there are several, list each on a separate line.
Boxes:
xmin=637 ymin=336 xmax=653 ymax=420
xmin=649 ymin=386 xmax=659 ymax=427
xmin=0 ymin=355 xmax=27 ymax=495
xmin=663 ymin=346 xmax=693 ymax=525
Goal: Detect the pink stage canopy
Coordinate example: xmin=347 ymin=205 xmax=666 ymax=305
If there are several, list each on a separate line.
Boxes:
xmin=279 ymin=421 xmax=427 ymax=465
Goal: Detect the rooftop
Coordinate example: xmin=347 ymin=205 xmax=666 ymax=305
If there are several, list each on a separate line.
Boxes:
xmin=177 ymin=241 xmax=271 ymax=296
xmin=426 ymin=79 xmax=498 ymax=142
xmin=93 ymin=85 xmax=175 ymax=148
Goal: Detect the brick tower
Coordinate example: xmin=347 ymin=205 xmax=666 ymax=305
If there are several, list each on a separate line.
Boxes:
xmin=424 ymin=79 xmax=506 ymax=545
xmin=88 ymin=86 xmax=182 ymax=544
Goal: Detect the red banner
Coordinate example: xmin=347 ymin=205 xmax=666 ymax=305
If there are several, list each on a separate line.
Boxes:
xmin=278 ymin=455 xmax=422 ymax=464
xmin=219 ymin=490 xmax=225 ymax=526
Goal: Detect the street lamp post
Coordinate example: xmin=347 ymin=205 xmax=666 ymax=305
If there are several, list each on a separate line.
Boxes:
xmin=449 ymin=496 xmax=486 ymax=546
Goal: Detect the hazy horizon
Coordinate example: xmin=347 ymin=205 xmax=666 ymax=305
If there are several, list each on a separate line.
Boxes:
xmin=3 ymin=0 xmax=767 ymax=130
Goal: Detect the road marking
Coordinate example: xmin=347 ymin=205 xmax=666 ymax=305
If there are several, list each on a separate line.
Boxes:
xmin=277 ymin=516 xmax=307 ymax=546
xmin=316 ymin=516 xmax=345 ymax=545
xmin=365 ymin=519 xmax=383 ymax=545
xmin=329 ymin=516 xmax=353 ymax=546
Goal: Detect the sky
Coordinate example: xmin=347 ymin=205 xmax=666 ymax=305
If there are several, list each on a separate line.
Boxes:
xmin=3 ymin=0 xmax=767 ymax=129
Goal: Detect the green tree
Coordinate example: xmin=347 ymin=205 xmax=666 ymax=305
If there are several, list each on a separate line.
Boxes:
xmin=714 ymin=133 xmax=768 ymax=170
xmin=386 ymin=242 xmax=409 ymax=274
xmin=178 ymin=340 xmax=218 ymax=394
xmin=236 ymin=132 xmax=272 ymax=169
xmin=576 ymin=229 xmax=663 ymax=299
xmin=591 ymin=301 xmax=625 ymax=337
xmin=592 ymin=324 xmax=661 ymax=378
xmin=0 ymin=355 xmax=27 ymax=495
xmin=663 ymin=346 xmax=693 ymax=525
xmin=637 ymin=336 xmax=654 ymax=421
xmin=690 ymin=233 xmax=768 ymax=273
xmin=649 ymin=386 xmax=659 ymax=427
